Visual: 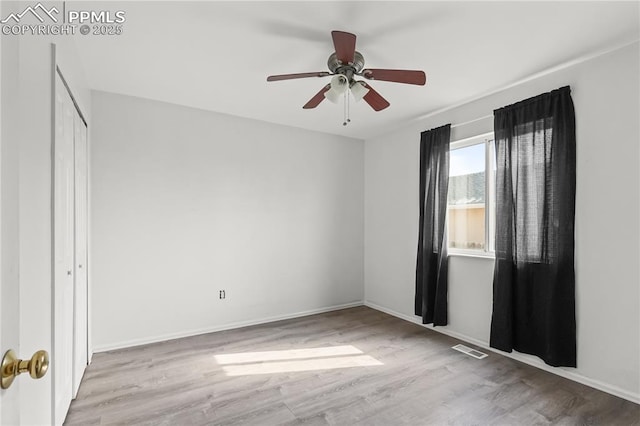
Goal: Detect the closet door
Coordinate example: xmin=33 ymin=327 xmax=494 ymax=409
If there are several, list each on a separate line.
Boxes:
xmin=72 ymin=112 xmax=88 ymax=396
xmin=54 ymin=72 xmax=75 ymax=425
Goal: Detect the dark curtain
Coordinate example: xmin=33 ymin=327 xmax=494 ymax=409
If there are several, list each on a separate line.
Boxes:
xmin=415 ymin=124 xmax=451 ymax=326
xmin=490 ymin=86 xmax=576 ymax=367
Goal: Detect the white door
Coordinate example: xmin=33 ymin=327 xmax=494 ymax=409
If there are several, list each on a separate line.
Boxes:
xmin=54 ymin=72 xmax=75 ymax=425
xmin=73 ymin=113 xmax=88 ymax=396
xmin=0 ymin=15 xmax=22 ymax=423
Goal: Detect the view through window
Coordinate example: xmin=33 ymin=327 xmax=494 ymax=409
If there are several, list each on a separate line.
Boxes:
xmin=448 ymin=134 xmax=495 ymax=253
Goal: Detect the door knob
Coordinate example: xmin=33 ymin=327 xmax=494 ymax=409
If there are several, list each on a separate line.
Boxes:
xmin=1 ymin=349 xmax=49 ymax=389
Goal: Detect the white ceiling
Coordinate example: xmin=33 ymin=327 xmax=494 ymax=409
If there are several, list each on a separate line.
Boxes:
xmin=73 ymin=1 xmax=639 ymax=139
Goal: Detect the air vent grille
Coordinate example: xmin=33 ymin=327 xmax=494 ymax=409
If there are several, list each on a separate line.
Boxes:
xmin=452 ymin=344 xmax=488 ymax=359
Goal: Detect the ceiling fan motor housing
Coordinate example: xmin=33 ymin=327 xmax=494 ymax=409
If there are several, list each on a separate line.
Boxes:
xmin=327 ymin=51 xmax=365 ymax=81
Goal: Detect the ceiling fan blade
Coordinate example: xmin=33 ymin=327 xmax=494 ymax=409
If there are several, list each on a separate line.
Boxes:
xmin=362 ymin=69 xmax=426 ymax=85
xmin=361 ymin=83 xmax=390 ymax=111
xmin=267 ymin=72 xmax=331 ymax=82
xmin=303 ymin=85 xmax=331 ymax=109
xmin=331 ymin=30 xmax=356 ymax=64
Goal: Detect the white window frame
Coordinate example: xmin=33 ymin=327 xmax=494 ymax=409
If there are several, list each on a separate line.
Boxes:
xmin=447 ymin=132 xmax=495 ymax=258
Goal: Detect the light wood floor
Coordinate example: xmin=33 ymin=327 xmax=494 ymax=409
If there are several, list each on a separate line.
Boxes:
xmin=65 ymin=307 xmax=639 ymax=425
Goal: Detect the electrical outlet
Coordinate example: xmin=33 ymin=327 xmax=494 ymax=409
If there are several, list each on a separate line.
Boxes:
xmin=219 ymin=290 xmax=226 ymax=300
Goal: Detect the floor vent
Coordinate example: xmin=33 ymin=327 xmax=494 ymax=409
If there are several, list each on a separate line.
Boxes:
xmin=452 ymin=344 xmax=488 ymax=359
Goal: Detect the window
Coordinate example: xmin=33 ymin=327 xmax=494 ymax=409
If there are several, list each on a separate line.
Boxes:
xmin=447 ymin=133 xmax=495 ymax=255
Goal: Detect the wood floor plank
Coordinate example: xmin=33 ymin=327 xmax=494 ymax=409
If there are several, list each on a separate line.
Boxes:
xmin=65 ymin=307 xmax=640 ymax=425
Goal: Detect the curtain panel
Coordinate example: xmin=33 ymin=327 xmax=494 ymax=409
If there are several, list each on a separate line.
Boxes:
xmin=415 ymin=124 xmax=451 ymax=326
xmin=490 ymin=86 xmax=576 ymax=367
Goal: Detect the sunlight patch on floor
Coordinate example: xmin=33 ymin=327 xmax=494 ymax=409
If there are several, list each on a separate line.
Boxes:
xmin=214 ymin=345 xmax=363 ymax=364
xmin=214 ymin=345 xmax=383 ymax=376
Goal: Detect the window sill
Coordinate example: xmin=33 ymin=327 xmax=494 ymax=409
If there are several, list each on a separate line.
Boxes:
xmin=448 ymin=251 xmax=495 ymax=260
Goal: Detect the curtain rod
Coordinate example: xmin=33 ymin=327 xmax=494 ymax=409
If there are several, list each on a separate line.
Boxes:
xmin=450 ymin=114 xmax=493 ymax=129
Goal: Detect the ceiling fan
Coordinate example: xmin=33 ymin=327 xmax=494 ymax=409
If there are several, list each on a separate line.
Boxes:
xmin=266 ymin=30 xmax=426 ymax=114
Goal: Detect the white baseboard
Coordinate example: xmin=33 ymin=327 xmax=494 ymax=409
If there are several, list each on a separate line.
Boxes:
xmin=93 ymin=301 xmax=364 ymax=353
xmin=364 ymin=301 xmax=640 ymax=405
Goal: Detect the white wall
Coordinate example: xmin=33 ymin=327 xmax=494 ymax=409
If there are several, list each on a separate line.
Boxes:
xmin=364 ymin=42 xmax=640 ymax=402
xmin=91 ymin=91 xmax=364 ymax=350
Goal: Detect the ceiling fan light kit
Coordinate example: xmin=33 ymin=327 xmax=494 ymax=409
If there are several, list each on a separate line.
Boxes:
xmin=267 ymin=30 xmax=426 ymax=125
xmin=324 ymin=75 xmax=349 ymax=103
xmin=350 ymin=81 xmax=370 ymax=102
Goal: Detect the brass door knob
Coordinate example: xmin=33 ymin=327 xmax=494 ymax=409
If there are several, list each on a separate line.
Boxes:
xmin=1 ymin=349 xmax=49 ymax=389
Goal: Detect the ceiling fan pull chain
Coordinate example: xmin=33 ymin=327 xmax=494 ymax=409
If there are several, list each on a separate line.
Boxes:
xmin=343 ymin=89 xmax=351 ymax=126
xmin=343 ymin=90 xmax=347 ymax=126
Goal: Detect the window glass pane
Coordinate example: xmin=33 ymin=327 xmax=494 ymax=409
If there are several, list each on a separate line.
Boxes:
xmin=448 ymin=143 xmax=486 ymax=250
xmin=488 ymin=140 xmax=496 ymax=252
